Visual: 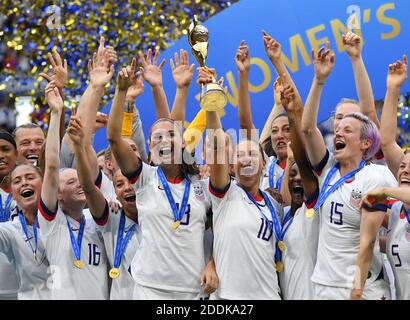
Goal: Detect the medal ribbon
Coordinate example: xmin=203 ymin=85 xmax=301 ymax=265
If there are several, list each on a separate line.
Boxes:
xmin=313 ymin=160 xmax=366 ymax=212
xmin=241 ymin=186 xmax=282 ymax=263
xmin=18 ymin=211 xmax=38 ymax=256
xmin=66 ymin=215 xmax=85 ymax=262
xmin=113 ymin=212 xmax=136 ymax=269
xmin=157 ymin=167 xmax=191 ymax=223
xmin=281 ymin=208 xmax=294 ymax=240
xmin=269 ymin=159 xmax=285 ymax=190
xmin=0 ymin=194 xmax=12 ymax=222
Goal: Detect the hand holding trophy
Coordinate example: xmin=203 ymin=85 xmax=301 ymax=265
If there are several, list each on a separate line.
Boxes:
xmin=188 ymin=15 xmax=228 ymax=111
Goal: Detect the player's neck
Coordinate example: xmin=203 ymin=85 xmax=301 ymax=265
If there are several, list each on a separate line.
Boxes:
xmin=339 ymin=156 xmax=363 ymax=177
xmin=290 ymin=202 xmax=301 ymax=216
xmin=21 ymin=207 xmax=38 ymax=226
xmin=160 ymin=164 xmax=184 ymax=181
xmin=61 ymin=202 xmax=84 ymax=221
xmin=241 ymin=183 xmax=260 ymax=200
xmin=124 ymin=207 xmax=138 ymax=224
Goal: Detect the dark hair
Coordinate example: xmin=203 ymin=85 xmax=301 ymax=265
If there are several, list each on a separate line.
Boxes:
xmin=0 ymin=130 xmax=17 ymax=149
xmin=104 ymin=146 xmax=112 ymax=161
xmin=96 ymin=149 xmax=105 ymax=158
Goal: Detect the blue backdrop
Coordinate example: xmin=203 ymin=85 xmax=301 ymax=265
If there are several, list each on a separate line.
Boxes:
xmin=95 ymin=0 xmax=410 ymax=152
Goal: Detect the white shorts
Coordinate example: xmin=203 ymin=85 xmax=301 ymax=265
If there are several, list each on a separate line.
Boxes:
xmin=133 ymin=283 xmax=201 ymax=300
xmin=313 ymin=280 xmax=391 ymax=300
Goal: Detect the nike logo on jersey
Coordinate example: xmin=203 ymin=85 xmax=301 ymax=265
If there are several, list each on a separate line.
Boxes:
xmin=158 ymin=185 xmax=165 ymax=190
xmin=25 ymin=236 xmax=33 ymax=242
xmin=386 ymin=229 xmax=392 ymax=234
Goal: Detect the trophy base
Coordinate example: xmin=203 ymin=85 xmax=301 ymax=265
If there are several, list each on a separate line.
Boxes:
xmin=200 ymin=83 xmax=228 ymax=112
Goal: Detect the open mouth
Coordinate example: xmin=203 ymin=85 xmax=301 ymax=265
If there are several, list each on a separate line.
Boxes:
xmin=21 ymin=188 xmax=35 ymax=198
xmin=292 ymin=185 xmax=304 ymax=196
xmin=276 ymin=141 xmax=287 ymax=149
xmin=76 ymin=190 xmax=85 ymax=196
xmin=241 ymin=164 xmax=257 ymax=176
xmin=26 ymin=154 xmax=39 ymax=165
xmin=159 ymin=147 xmax=172 ymax=157
xmin=400 ymin=177 xmax=410 ymax=186
xmin=124 ymin=194 xmax=136 ymax=203
xmin=0 ymin=161 xmax=8 ymax=168
xmin=334 ymin=140 xmax=346 ymax=151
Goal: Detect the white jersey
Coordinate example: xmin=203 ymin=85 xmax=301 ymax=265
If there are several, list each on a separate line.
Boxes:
xmin=38 ymin=198 xmax=109 ymax=300
xmin=210 ymin=181 xmax=283 ymax=300
xmin=96 ymin=170 xmax=116 ymax=201
xmin=0 ymin=188 xmax=19 ymax=299
xmin=95 ymin=204 xmax=141 ymax=300
xmin=0 ymin=216 xmax=50 ymax=300
xmin=386 ymin=201 xmax=410 ymax=300
xmin=261 ymin=156 xmax=285 ymax=191
xmin=128 ymin=163 xmax=211 ymax=293
xmin=311 ymin=151 xmax=397 ymax=289
xmin=279 ymin=204 xmax=319 ymax=300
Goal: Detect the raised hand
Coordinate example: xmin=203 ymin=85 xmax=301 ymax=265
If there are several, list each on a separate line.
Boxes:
xmin=96 ymin=36 xmax=118 ymax=68
xmin=273 ymin=77 xmax=284 ymax=106
xmin=342 ymin=32 xmax=362 ymax=60
xmin=170 ymin=49 xmax=195 ymax=89
xmin=116 ymin=58 xmax=137 ymax=91
xmin=139 ymin=48 xmax=166 ymax=88
xmin=126 ymin=72 xmax=144 ymax=101
xmin=312 ymin=41 xmax=335 ymax=84
xmin=40 ymin=50 xmax=68 ymax=89
xmin=234 ymin=40 xmax=251 ymax=74
xmin=262 ymin=30 xmax=282 ymax=64
xmin=387 ymin=55 xmax=408 ymax=90
xmin=280 ymin=84 xmax=296 ymax=113
xmin=88 ymin=50 xmax=115 ymax=88
xmin=45 ymin=81 xmax=64 ymax=113
xmin=67 ymin=116 xmax=85 ymax=147
xmin=94 ymin=112 xmax=108 ymax=131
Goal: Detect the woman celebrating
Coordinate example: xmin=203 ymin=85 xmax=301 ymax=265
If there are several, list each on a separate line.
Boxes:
xmin=301 ymin=42 xmax=397 ymax=300
xmin=0 ymin=131 xmax=19 ymax=299
xmin=38 ymin=81 xmax=109 ymax=300
xmin=67 ymin=115 xmax=141 ymax=300
xmin=107 ymin=60 xmax=217 ymax=299
xmin=358 ymin=152 xmax=410 ymax=300
xmin=206 ymin=106 xmax=283 ymax=300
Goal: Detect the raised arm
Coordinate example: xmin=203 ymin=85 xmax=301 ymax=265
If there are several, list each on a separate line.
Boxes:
xmin=206 ymin=111 xmax=230 ymax=190
xmin=41 ymin=82 xmax=64 ymax=211
xmin=362 ymin=186 xmax=410 ymax=208
xmin=235 ymin=40 xmax=255 ymax=134
xmin=107 ymin=60 xmax=141 ymax=176
xmin=380 ymin=55 xmax=408 ymax=175
xmin=343 ymin=32 xmax=378 ymax=127
xmin=260 ymin=78 xmax=285 ymax=145
xmin=301 ymin=42 xmax=335 ymax=166
xmin=262 ymin=31 xmax=300 ymax=97
xmin=170 ymin=49 xmax=195 ymax=124
xmin=351 ymin=207 xmax=385 ymax=300
xmin=138 ymin=49 xmax=170 ymax=119
xmin=123 ymin=72 xmax=148 ymax=161
xmin=67 ymin=117 xmax=106 ymax=218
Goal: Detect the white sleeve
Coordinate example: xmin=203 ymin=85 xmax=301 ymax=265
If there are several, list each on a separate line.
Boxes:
xmin=37 ymin=197 xmax=64 ymax=237
xmin=208 ymin=179 xmax=236 ymax=212
xmin=0 ymin=224 xmax=13 ymax=259
xmin=124 ymin=162 xmax=155 ymax=191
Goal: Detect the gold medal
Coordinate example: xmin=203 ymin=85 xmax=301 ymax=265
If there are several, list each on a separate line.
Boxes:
xmin=305 ymin=208 xmax=315 ymax=219
xmin=74 ymin=259 xmax=84 ymax=269
xmin=278 ymin=241 xmax=287 ymax=252
xmin=276 ymin=261 xmax=284 ymax=273
xmin=109 ymin=268 xmax=120 ymax=279
xmin=172 ymin=220 xmax=180 ymax=230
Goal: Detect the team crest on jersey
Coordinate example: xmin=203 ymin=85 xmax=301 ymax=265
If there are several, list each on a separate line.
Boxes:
xmin=350 ymin=188 xmax=362 ymax=207
xmin=193 ymin=183 xmax=205 ymax=201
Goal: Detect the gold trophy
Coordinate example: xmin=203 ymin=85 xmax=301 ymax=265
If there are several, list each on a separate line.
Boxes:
xmin=188 ymin=15 xmax=228 ymax=111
